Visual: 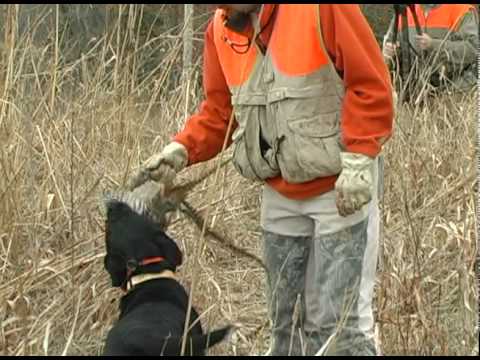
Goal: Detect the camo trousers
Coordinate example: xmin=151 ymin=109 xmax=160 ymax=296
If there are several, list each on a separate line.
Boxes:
xmin=261 ymin=158 xmax=382 ymax=356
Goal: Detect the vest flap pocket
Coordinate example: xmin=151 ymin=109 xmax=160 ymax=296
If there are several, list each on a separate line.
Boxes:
xmin=268 ymin=84 xmax=338 ymax=103
xmin=287 ymin=113 xmax=339 ymax=138
xmin=231 ymin=93 xmax=267 ymax=106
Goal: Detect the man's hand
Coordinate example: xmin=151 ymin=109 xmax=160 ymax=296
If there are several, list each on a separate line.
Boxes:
xmin=415 ymin=33 xmax=433 ymax=50
xmin=383 ymin=41 xmax=399 ymax=61
xmin=128 ymin=142 xmax=188 ymax=191
xmin=334 ymin=153 xmax=374 ymax=217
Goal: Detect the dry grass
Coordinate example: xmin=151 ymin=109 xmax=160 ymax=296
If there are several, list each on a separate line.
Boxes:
xmin=0 ymin=6 xmax=478 ymax=356
xmin=377 ymin=88 xmax=478 ymax=356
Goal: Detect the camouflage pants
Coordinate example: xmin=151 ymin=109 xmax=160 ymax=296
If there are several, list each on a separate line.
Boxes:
xmin=261 ymin=158 xmax=382 ymax=356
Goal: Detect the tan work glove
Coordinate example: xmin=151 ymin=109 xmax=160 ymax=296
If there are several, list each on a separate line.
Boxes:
xmin=128 ymin=142 xmax=188 ymax=190
xmin=334 ymin=152 xmax=374 ymax=217
xmin=382 ymin=41 xmax=399 ymax=63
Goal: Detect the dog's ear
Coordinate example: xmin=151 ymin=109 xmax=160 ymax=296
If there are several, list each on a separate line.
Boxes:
xmin=104 ymin=253 xmax=127 ymax=287
xmin=103 ymin=199 xmax=129 ymax=287
xmin=157 ymin=232 xmax=183 ymax=269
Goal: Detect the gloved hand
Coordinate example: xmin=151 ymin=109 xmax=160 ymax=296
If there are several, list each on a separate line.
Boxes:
xmin=334 ymin=152 xmax=374 ymax=217
xmin=382 ymin=41 xmax=399 ymax=61
xmin=128 ymin=142 xmax=188 ymax=190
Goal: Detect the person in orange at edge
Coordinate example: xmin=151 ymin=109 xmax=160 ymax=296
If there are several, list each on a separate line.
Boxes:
xmin=129 ymin=4 xmax=393 ymax=356
xmin=382 ymin=4 xmax=478 ymax=92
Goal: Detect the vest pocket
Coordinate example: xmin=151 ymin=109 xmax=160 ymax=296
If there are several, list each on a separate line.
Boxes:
xmin=274 ymin=91 xmax=343 ymax=183
xmin=285 ymin=113 xmax=342 ymax=182
xmin=231 ymin=104 xmax=280 ymax=181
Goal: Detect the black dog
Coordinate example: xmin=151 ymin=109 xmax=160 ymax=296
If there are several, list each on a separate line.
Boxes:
xmin=102 ymin=188 xmax=231 ymax=356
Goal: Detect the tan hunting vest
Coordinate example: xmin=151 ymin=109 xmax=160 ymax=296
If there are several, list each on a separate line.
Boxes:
xmin=213 ymin=4 xmax=345 ymax=183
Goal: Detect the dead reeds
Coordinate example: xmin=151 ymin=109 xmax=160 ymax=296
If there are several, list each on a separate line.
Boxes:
xmin=0 ymin=5 xmax=477 ymax=356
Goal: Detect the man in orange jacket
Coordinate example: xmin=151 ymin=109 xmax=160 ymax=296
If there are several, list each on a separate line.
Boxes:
xmin=383 ymin=4 xmax=478 ymax=92
xmin=129 ymin=4 xmax=393 ymax=356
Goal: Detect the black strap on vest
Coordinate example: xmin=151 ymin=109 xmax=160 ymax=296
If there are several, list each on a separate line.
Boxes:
xmin=392 ymin=4 xmax=424 ymax=101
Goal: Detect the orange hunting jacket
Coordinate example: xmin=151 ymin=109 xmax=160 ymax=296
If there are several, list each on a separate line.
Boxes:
xmin=399 ymin=4 xmax=475 ymax=31
xmin=174 ymin=4 xmax=393 ymax=200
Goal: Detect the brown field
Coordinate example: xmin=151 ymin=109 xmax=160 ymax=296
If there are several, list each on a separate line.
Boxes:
xmin=0 ymin=6 xmax=477 ymax=356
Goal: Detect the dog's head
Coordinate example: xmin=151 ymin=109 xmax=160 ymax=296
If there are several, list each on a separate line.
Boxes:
xmin=102 ymin=181 xmax=183 ymax=288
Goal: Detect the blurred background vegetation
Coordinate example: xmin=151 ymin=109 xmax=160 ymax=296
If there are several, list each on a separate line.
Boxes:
xmin=0 ymin=4 xmax=476 ymax=356
xmin=0 ymin=4 xmax=396 ymax=89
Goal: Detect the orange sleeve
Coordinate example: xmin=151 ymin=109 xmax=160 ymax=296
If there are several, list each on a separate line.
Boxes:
xmin=173 ymin=20 xmax=235 ymax=166
xmin=319 ymin=4 xmax=394 ymax=157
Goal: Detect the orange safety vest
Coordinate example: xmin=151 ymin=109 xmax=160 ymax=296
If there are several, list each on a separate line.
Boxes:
xmin=212 ymin=5 xmax=345 ymax=184
xmin=399 ymin=4 xmax=475 ymax=36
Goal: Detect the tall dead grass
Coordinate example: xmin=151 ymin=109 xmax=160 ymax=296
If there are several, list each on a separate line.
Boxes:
xmin=0 ymin=5 xmax=477 ymax=356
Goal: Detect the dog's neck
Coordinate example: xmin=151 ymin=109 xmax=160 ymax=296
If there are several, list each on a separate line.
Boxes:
xmin=126 ymin=270 xmax=176 ymax=292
